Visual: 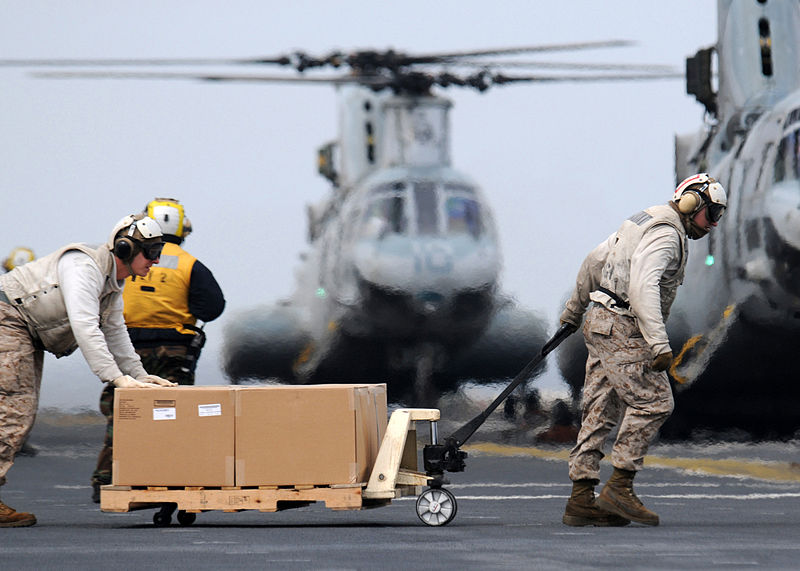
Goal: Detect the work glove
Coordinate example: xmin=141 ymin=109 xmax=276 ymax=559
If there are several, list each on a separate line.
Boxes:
xmin=136 ymin=374 xmax=177 ymax=387
xmin=112 ymin=375 xmax=161 ymax=389
xmin=651 ymin=351 xmax=673 ymax=372
xmin=560 ymin=320 xmax=578 ymax=335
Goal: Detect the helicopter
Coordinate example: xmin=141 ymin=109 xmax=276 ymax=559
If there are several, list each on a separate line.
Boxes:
xmin=557 ymin=0 xmax=800 ymax=440
xmin=194 ymin=45 xmax=676 ymax=405
xmin=1 ymin=42 xmax=678 ymax=406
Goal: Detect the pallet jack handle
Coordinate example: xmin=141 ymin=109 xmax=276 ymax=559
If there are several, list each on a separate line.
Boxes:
xmin=447 ymin=322 xmax=575 ymax=448
xmin=423 ymin=323 xmax=575 ymax=482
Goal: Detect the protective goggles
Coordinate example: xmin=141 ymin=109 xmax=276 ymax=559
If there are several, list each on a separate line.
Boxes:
xmin=699 ymin=192 xmax=725 ymax=223
xmin=140 ymin=241 xmax=164 ymax=261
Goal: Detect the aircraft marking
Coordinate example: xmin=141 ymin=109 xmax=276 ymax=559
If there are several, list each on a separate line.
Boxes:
xmin=465 ymin=442 xmax=800 ymax=482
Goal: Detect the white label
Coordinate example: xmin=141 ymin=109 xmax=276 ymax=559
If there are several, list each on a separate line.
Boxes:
xmin=198 ymin=403 xmax=222 ymax=417
xmin=153 ymin=407 xmax=176 ymax=421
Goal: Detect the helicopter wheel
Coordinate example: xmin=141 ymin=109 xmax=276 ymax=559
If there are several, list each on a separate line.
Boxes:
xmin=416 ymin=487 xmax=457 ymax=526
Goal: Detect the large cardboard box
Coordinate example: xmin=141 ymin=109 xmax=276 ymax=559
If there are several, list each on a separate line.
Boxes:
xmin=235 ymin=384 xmax=388 ymax=486
xmin=112 ymin=386 xmax=236 ymax=486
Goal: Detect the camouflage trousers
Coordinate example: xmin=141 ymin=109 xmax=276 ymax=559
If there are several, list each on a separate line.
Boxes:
xmin=568 ymin=304 xmax=674 ymax=481
xmin=0 ymin=303 xmax=44 ymax=488
xmin=91 ymin=345 xmax=196 ymax=486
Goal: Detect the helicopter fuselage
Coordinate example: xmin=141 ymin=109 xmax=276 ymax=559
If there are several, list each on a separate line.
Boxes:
xmin=223 ymin=85 xmax=548 ymax=403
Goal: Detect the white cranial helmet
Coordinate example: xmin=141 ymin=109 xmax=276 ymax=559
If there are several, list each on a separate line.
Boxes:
xmin=673 ymin=173 xmax=728 ymax=221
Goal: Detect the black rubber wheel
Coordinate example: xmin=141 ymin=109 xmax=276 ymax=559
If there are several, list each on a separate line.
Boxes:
xmin=177 ymin=510 xmax=197 ymax=526
xmin=416 ymin=487 xmax=457 ymax=526
xmin=153 ymin=511 xmax=172 ymax=527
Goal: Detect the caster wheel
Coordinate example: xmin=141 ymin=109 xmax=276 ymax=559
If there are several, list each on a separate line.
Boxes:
xmin=416 ymin=487 xmax=457 ymax=526
xmin=153 ymin=511 xmax=172 ymax=527
xmin=177 ymin=510 xmax=197 ymax=526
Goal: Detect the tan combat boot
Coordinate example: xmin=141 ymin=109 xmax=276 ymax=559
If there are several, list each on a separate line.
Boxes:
xmin=0 ymin=498 xmax=36 ymax=528
xmin=562 ymin=479 xmax=630 ymax=527
xmin=596 ymin=467 xmax=659 ymax=526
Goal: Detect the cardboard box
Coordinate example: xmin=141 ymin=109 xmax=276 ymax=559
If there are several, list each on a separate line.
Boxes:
xmin=112 ymin=386 xmax=236 ymax=486
xmin=235 ymin=384 xmax=388 ymax=486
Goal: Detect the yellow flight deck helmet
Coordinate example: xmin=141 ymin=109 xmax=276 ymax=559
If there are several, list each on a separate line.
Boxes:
xmin=146 ymin=197 xmax=191 ymax=239
xmin=2 ymin=246 xmax=35 ymax=272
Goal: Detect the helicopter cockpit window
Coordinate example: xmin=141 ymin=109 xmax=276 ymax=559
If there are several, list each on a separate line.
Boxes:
xmin=362 ymin=185 xmax=407 ymax=238
xmin=445 ymin=196 xmax=482 ymax=238
xmin=414 ymin=182 xmax=438 ymax=236
xmin=773 ymin=128 xmax=800 ymax=183
xmin=444 ymin=184 xmax=482 ymax=238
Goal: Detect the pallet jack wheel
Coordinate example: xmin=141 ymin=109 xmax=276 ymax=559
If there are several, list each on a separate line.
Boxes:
xmin=415 ymin=487 xmax=457 ymax=526
xmin=177 ymin=510 xmax=197 ymax=526
xmin=153 ymin=503 xmax=176 ymax=527
xmin=153 ymin=511 xmax=172 ymax=527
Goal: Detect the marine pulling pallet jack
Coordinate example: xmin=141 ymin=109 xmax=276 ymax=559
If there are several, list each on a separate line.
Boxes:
xmin=418 ymin=323 xmax=573 ymax=525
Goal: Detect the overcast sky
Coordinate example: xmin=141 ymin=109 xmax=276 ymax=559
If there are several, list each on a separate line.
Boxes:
xmin=0 ymin=1 xmax=718 ymax=409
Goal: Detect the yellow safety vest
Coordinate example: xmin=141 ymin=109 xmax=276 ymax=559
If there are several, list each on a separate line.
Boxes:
xmin=123 ymin=242 xmax=197 ymax=335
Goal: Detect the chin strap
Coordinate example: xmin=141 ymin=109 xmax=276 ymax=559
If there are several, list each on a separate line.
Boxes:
xmin=686 ymin=218 xmax=708 ymax=240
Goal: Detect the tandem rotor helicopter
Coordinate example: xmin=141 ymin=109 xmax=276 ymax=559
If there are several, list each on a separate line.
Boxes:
xmin=558 ymin=0 xmax=800 ymax=440
xmin=2 ymin=40 xmax=677 ymax=406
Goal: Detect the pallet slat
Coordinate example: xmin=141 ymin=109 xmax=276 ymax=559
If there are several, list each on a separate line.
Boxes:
xmin=100 ymin=484 xmax=372 ymax=513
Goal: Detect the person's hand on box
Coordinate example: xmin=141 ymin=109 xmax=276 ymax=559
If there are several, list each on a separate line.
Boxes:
xmin=136 ymin=374 xmax=177 ymax=387
xmin=112 ymin=375 xmax=161 ymax=388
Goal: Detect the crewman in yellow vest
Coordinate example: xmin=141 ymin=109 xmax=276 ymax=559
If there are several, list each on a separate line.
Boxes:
xmin=90 ymin=198 xmax=225 ymax=502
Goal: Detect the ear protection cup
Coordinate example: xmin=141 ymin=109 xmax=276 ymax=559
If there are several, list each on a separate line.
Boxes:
xmin=677 ymin=191 xmax=701 ymax=214
xmin=113 ymin=222 xmax=139 ymax=263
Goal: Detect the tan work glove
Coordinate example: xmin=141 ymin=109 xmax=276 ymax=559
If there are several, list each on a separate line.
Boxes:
xmin=112 ymin=375 xmax=161 ymax=388
xmin=136 ymin=374 xmax=177 ymax=387
xmin=651 ymin=351 xmax=673 ymax=372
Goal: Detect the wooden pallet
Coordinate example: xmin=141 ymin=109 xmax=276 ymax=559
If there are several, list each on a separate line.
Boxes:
xmin=101 ymin=483 xmax=392 ymax=513
xmin=101 ymin=408 xmax=439 ymax=516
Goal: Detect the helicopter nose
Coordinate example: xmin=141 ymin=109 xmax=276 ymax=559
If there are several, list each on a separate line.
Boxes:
xmin=759 ymin=181 xmax=800 ymax=298
xmin=764 ymin=181 xmax=800 ymax=251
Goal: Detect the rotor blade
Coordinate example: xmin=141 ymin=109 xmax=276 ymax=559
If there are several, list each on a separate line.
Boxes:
xmin=0 ymin=56 xmax=293 ymax=67
xmin=430 ymin=60 xmax=678 ymax=73
xmin=0 ymin=41 xmax=634 ymax=70
xmin=487 ymin=71 xmax=684 ymax=85
xmin=411 ymin=40 xmax=634 ymax=61
xmin=31 ymin=70 xmax=387 ymax=86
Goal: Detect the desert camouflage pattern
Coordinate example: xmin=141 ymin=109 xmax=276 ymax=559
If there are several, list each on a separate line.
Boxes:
xmin=0 ymin=303 xmax=44 ymax=487
xmin=568 ymin=304 xmax=674 ymax=481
